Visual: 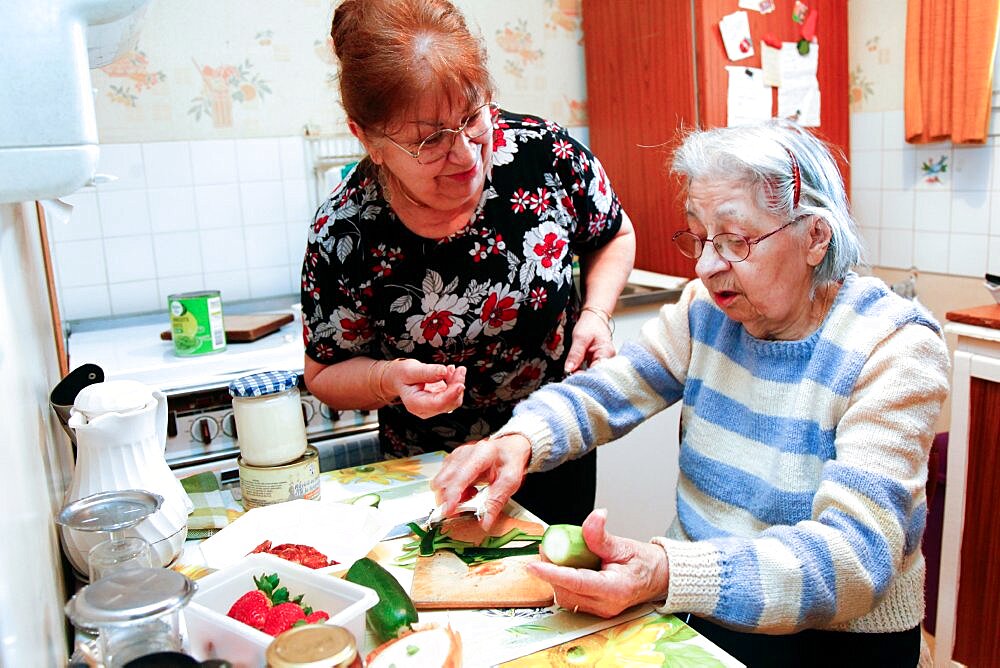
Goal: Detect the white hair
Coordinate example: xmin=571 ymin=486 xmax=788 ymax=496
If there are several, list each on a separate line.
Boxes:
xmin=671 ymin=119 xmax=865 ymax=290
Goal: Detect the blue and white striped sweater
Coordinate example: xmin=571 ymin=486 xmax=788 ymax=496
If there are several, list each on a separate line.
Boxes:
xmin=497 ymin=273 xmax=950 ymax=633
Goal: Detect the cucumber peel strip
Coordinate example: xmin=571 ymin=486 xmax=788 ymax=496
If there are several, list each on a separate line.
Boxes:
xmin=394 ymin=526 xmax=543 ymax=567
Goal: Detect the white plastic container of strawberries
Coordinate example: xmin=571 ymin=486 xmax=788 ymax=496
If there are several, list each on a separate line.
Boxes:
xmin=184 ymin=553 xmax=378 ymax=667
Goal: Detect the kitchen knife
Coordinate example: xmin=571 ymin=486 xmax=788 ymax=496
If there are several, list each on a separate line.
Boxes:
xmin=380 ymin=486 xmax=491 ymax=541
xmin=381 ymin=513 xmax=432 ymax=541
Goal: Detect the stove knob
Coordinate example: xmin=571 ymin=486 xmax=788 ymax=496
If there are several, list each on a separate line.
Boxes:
xmin=300 ymin=399 xmax=315 ymax=425
xmin=319 ymin=403 xmax=340 ymax=422
xmin=190 ymin=416 xmax=219 ymax=444
xmin=221 ymin=412 xmax=237 ymax=438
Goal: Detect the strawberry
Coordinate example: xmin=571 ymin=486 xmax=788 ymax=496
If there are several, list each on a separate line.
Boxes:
xmin=262 ymin=602 xmax=307 ymax=636
xmin=226 ymin=590 xmax=269 ymax=630
xmin=304 ymin=610 xmax=329 ymax=624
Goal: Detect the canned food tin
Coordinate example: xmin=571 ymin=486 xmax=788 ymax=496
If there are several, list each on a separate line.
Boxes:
xmin=239 ymin=446 xmax=320 ymax=510
xmin=168 ymin=291 xmax=226 ymax=357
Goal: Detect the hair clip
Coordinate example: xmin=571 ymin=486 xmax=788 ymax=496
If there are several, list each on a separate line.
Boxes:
xmin=784 ymin=147 xmax=801 ymax=209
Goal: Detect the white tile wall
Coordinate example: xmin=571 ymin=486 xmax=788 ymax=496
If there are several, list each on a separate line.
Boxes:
xmin=850 ymin=111 xmax=1000 ymax=278
xmin=49 ymin=136 xmax=317 ymax=318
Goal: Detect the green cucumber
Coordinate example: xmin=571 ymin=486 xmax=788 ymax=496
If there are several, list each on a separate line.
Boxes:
xmin=351 ymin=492 xmax=381 ymax=508
xmin=541 ymin=524 xmax=601 ymax=570
xmin=345 ymin=557 xmax=418 ymax=643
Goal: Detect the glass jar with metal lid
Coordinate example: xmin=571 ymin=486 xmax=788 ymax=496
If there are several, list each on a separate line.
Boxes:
xmin=229 ymin=370 xmax=308 ymax=467
xmin=266 ymin=625 xmax=362 ymax=668
xmin=65 ymin=567 xmax=196 ymax=668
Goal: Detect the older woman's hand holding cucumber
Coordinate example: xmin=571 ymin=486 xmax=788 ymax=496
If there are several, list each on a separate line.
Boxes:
xmin=529 ymin=508 xmax=670 ymax=619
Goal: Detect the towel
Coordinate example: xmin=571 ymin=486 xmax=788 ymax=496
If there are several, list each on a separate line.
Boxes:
xmin=179 ymin=472 xmax=244 ymax=539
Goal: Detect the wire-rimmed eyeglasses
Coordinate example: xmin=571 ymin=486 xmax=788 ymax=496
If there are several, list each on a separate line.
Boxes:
xmin=385 ymin=102 xmax=495 ymax=165
xmin=671 ymin=217 xmax=804 ymax=263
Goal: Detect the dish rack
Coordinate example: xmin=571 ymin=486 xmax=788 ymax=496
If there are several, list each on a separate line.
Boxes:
xmin=304 ymin=130 xmax=366 ymax=210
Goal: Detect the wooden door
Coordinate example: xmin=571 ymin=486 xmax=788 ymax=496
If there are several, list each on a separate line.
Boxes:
xmin=582 ymin=1 xmax=850 ymax=278
xmin=581 ymin=0 xmax=698 ymax=278
xmin=953 ymin=376 xmax=1000 ymax=665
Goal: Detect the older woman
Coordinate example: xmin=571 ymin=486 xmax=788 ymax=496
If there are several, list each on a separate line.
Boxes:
xmin=432 ymin=120 xmax=949 ymax=666
xmin=301 ymin=0 xmax=635 ymax=525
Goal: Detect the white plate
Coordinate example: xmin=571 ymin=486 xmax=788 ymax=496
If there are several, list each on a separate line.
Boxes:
xmin=198 ymin=499 xmax=391 ymax=572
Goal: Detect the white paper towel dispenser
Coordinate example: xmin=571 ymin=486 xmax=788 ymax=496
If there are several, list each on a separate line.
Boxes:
xmin=0 ymin=1 xmax=151 ymax=204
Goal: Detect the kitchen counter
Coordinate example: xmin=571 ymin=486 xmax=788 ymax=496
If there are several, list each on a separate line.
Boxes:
xmin=66 ymin=270 xmax=688 ymax=393
xmin=66 ymin=295 xmax=303 ymax=392
xmin=615 ymin=269 xmax=688 ymax=310
xmin=175 ymin=452 xmax=743 ymax=667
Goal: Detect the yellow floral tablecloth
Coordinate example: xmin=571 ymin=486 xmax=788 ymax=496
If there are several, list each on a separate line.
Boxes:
xmin=178 ymin=452 xmax=743 ymax=667
xmin=500 ymin=613 xmax=737 ymax=667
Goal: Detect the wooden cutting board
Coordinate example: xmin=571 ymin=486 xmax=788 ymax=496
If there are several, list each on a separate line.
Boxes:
xmin=409 ymin=514 xmax=554 ymax=609
xmin=160 ymin=313 xmax=294 ymax=343
xmin=946 ymin=304 xmax=1000 ymax=330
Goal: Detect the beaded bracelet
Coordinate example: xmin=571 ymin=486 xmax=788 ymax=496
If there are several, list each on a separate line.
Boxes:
xmin=581 ymin=305 xmax=615 ymax=335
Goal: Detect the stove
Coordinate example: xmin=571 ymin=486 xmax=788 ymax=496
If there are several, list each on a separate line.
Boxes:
xmin=66 ymin=299 xmax=382 ymax=483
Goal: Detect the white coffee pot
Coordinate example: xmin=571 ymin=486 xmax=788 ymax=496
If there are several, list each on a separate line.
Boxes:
xmin=59 ymin=380 xmax=193 ymax=577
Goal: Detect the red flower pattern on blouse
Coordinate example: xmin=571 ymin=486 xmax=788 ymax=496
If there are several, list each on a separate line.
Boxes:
xmin=533 ymin=232 xmax=568 ymax=268
xmin=511 ymin=188 xmax=531 ymax=213
xmin=419 ymin=311 xmax=457 ymax=343
xmin=553 ymin=139 xmax=574 ymax=160
xmin=528 ymin=188 xmax=550 ymax=215
xmin=340 ymin=315 xmax=371 ymax=342
xmin=528 ymin=286 xmax=548 ymax=309
xmin=479 ymin=291 xmax=518 ymax=329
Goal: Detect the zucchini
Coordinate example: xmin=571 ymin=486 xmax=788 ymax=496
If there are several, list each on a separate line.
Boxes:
xmin=540 ymin=524 xmax=601 ymax=570
xmin=345 ymin=557 xmax=418 ymax=643
xmin=351 ymin=492 xmax=381 ymax=508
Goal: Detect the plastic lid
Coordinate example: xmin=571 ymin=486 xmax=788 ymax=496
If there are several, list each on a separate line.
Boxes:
xmin=73 ymin=380 xmax=154 ymax=416
xmin=66 ymin=568 xmax=195 ymax=626
xmin=229 ymin=370 xmax=300 ymax=398
xmin=266 ymin=625 xmax=358 ymax=668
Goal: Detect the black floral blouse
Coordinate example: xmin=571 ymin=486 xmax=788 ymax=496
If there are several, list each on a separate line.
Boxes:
xmin=301 ymin=109 xmax=623 ymax=457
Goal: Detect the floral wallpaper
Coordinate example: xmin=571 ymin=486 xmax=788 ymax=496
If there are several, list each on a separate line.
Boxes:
xmin=92 ymin=0 xmax=587 ymax=143
xmin=847 ymin=0 xmax=906 ymax=113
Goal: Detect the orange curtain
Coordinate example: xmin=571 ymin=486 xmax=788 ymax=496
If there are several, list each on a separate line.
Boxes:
xmin=904 ymin=0 xmax=1000 ymax=144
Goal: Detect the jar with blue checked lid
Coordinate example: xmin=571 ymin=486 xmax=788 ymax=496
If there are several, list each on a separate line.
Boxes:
xmin=229 ymin=370 xmax=308 ymax=467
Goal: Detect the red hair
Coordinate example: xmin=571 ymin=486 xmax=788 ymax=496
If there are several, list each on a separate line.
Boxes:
xmin=330 ymin=0 xmax=495 ymax=133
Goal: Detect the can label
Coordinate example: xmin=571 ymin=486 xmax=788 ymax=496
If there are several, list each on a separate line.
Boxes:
xmin=239 ymin=446 xmax=321 ymax=510
xmin=168 ymin=291 xmax=226 ymax=357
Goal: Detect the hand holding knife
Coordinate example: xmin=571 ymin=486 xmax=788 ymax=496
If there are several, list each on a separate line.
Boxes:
xmin=381 ymin=485 xmax=488 ymax=541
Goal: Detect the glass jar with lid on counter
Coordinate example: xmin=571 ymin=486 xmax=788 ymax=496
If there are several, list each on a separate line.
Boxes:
xmin=229 ymin=370 xmax=308 ymax=467
xmin=266 ymin=624 xmax=362 ymax=668
xmin=65 ymin=568 xmax=196 ymax=668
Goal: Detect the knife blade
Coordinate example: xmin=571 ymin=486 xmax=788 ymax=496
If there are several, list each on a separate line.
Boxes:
xmin=381 ymin=513 xmax=432 ymax=541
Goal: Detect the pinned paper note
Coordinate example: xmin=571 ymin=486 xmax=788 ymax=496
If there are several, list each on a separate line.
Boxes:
xmin=738 ymin=0 xmax=775 ymax=13
xmin=719 ymin=11 xmax=754 ymax=62
xmin=726 ymin=67 xmax=773 ymax=127
xmin=775 ymin=41 xmax=821 ymax=126
xmin=760 ymin=41 xmax=782 ymax=86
